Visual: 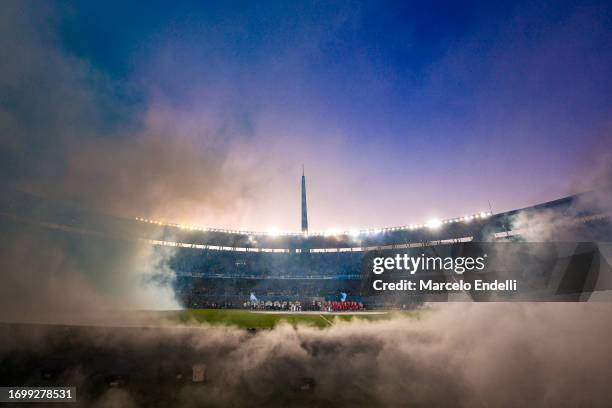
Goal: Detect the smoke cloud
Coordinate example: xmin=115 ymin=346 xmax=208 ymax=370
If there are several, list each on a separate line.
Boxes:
xmin=0 ymin=0 xmax=273 ymax=227
xmin=509 ymin=152 xmax=612 ymax=242
xmin=0 ymin=0 xmax=275 ymax=314
xmin=2 ymin=303 xmax=612 ymax=407
xmin=0 ymin=220 xmax=182 ymax=323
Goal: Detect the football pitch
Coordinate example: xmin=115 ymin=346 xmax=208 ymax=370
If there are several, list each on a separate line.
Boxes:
xmin=162 ymin=309 xmax=420 ymax=329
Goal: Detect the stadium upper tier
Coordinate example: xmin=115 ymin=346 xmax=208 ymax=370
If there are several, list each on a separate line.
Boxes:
xmin=0 ymin=187 xmax=609 ymax=250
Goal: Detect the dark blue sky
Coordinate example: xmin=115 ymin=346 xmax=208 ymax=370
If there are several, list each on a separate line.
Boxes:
xmin=4 ymin=0 xmax=612 ymax=230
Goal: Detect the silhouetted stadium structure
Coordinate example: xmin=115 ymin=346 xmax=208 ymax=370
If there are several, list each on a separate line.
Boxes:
xmin=1 ymin=174 xmax=610 ymax=309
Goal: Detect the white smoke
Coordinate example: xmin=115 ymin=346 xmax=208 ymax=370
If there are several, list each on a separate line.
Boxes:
xmin=2 ymin=303 xmax=612 ymax=407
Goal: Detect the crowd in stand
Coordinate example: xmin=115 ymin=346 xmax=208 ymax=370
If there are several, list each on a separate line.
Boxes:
xmin=244 ymin=300 xmax=304 ymax=311
xmin=320 ymin=300 xmax=363 ymax=312
xmin=170 ymin=248 xmax=363 ymax=278
xmin=243 ymin=299 xmax=364 ymax=312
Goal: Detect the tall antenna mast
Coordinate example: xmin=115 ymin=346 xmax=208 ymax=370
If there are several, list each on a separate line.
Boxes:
xmin=301 ymin=166 xmax=308 ymax=233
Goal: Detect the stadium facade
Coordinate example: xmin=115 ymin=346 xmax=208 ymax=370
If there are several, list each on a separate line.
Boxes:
xmin=1 ymin=176 xmax=610 ymax=308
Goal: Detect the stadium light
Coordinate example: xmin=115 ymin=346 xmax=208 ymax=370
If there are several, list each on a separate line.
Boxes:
xmin=324 ymin=228 xmax=339 ymax=237
xmin=267 ymin=227 xmax=280 ymax=237
xmin=426 ymin=219 xmax=442 ymax=229
xmin=133 ymin=206 xmax=494 ymax=237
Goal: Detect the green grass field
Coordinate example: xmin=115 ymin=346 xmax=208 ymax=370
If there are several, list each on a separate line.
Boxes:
xmin=160 ymin=309 xmax=420 ymax=329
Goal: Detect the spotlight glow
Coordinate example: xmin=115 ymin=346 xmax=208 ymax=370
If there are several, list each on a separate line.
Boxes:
xmin=325 ymin=228 xmax=340 ymax=237
xmin=426 ymin=218 xmax=442 ymax=229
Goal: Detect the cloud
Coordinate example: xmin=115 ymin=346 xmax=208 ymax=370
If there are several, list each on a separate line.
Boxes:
xmin=2 ymin=303 xmax=612 ymax=406
xmin=0 ymin=0 xmax=275 ymax=228
xmin=508 ymin=152 xmax=612 ymax=242
xmin=0 ymin=220 xmax=181 ymax=322
xmin=0 ymin=1 xmax=280 ymax=313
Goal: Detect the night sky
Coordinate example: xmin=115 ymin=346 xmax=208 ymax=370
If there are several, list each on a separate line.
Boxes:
xmin=2 ymin=0 xmax=612 ymax=231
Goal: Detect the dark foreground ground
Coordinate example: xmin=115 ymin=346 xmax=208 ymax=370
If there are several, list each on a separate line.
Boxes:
xmin=2 ymin=304 xmax=612 ymax=407
xmin=0 ymin=317 xmax=405 ymax=408
xmin=0 ymin=323 xmax=321 ymax=407
xmin=0 ymin=310 xmax=420 ymax=407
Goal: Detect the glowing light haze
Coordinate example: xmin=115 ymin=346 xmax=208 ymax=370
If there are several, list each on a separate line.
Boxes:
xmin=2 ymin=0 xmax=611 ymax=231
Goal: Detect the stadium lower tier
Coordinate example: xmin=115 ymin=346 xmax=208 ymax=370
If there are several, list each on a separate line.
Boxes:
xmin=174 ymin=277 xmax=425 ymax=309
xmin=169 ymin=248 xmax=363 ymax=278
xmin=176 ymin=277 xmax=363 ymax=306
xmin=171 ymin=249 xmax=368 ymax=307
xmin=170 ymin=249 xmax=426 ymax=308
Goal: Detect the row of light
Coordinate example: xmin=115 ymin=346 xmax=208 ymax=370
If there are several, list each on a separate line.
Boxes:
xmin=135 ymin=211 xmax=493 ymax=237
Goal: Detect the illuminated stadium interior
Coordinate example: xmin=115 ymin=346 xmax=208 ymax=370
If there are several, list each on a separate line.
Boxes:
xmin=2 ymin=183 xmax=611 ymax=309
xmin=1 ymin=172 xmax=610 ymax=309
xmin=3 ymin=2 xmax=612 ymax=405
xmin=1 ymin=185 xmax=609 ymax=252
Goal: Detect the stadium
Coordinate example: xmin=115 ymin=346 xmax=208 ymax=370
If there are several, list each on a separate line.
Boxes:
xmin=1 ymin=178 xmax=612 ymax=406
xmin=2 ymin=1 xmax=612 ymax=406
xmin=2 ymin=171 xmax=611 ymax=317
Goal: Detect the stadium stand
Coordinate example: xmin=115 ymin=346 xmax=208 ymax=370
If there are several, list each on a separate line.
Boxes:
xmin=1 ymin=187 xmax=610 ymax=309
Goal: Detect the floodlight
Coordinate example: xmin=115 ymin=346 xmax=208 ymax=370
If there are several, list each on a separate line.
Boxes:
xmin=426 ymin=219 xmax=442 ymax=229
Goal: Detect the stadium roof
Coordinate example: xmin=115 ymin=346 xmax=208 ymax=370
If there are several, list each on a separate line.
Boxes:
xmin=1 ymin=187 xmax=609 ymax=251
